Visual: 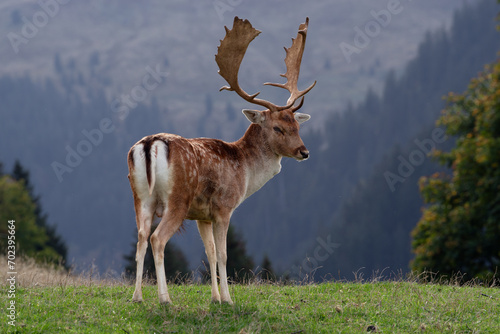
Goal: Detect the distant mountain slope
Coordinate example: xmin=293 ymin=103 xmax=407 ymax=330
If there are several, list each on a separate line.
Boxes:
xmin=1 ymin=0 xmax=470 ymax=132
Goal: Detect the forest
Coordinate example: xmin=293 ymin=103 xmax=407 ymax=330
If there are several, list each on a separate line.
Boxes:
xmin=0 ymin=0 xmax=499 ymax=280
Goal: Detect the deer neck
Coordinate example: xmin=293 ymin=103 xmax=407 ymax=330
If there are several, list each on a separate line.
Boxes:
xmin=235 ymin=124 xmax=282 ymax=199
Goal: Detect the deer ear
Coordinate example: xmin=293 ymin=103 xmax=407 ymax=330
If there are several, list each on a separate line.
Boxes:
xmin=294 ymin=112 xmax=311 ymax=124
xmin=242 ymin=109 xmax=265 ymax=124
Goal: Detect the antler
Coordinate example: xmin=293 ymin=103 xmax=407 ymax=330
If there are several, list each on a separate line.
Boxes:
xmin=215 ymin=17 xmax=315 ymax=112
xmin=264 ymin=17 xmax=316 ymax=110
xmin=215 ymin=17 xmax=278 ymax=111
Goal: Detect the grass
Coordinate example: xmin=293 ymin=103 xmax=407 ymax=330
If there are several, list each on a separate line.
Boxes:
xmin=1 ymin=258 xmax=499 ymax=333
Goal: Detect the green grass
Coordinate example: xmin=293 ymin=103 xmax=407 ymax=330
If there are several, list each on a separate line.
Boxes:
xmin=1 ymin=279 xmax=499 ymax=333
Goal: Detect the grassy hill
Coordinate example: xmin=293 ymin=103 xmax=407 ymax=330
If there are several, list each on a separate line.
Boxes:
xmin=1 ymin=258 xmax=498 ymax=333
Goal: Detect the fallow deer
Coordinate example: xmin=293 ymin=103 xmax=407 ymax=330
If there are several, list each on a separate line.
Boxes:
xmin=127 ymin=16 xmax=316 ymax=304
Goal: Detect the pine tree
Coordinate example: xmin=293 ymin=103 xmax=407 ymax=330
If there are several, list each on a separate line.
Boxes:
xmin=0 ymin=175 xmax=61 ymax=263
xmin=259 ymin=254 xmax=276 ymax=282
xmin=224 ymin=225 xmax=255 ymax=282
xmin=11 ymin=161 xmax=68 ymax=266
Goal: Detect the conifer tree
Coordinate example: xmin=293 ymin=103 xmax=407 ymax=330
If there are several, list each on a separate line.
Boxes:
xmin=0 ymin=175 xmax=61 ymax=264
xmin=225 ymin=225 xmax=255 ymax=282
xmin=259 ymin=254 xmax=276 ymax=282
xmin=11 ymin=161 xmax=68 ymax=266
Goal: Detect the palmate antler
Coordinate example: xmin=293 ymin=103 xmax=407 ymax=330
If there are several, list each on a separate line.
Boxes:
xmin=215 ymin=17 xmax=316 ymax=113
xmin=265 ymin=17 xmax=316 ymax=111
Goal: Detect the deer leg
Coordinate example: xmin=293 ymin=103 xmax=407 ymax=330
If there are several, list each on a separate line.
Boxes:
xmin=150 ymin=206 xmax=186 ymax=305
xmin=132 ymin=206 xmax=153 ymax=303
xmin=197 ymin=220 xmax=221 ymax=303
xmin=213 ymin=216 xmax=233 ymax=305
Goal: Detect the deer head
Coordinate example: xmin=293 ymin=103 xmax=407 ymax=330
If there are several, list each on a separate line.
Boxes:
xmin=215 ymin=17 xmax=316 ymax=161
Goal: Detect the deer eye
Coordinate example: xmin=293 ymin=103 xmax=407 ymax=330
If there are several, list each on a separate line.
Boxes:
xmin=273 ymin=126 xmax=284 ymax=135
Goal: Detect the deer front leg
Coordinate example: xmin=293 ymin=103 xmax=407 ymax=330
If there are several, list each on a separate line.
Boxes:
xmin=213 ymin=216 xmax=233 ymax=305
xmin=197 ymin=220 xmax=221 ymax=303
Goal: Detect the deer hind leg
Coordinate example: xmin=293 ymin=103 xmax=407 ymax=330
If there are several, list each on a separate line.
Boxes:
xmin=197 ymin=220 xmax=221 ymax=303
xmin=150 ymin=202 xmax=187 ymax=305
xmin=213 ymin=216 xmax=233 ymax=304
xmin=132 ymin=203 xmax=154 ymax=303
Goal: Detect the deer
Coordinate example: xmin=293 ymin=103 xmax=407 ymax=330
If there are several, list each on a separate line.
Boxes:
xmin=127 ymin=16 xmax=316 ymax=305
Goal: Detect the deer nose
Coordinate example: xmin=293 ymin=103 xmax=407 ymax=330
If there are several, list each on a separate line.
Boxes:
xmin=300 ymin=150 xmax=309 ymax=160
